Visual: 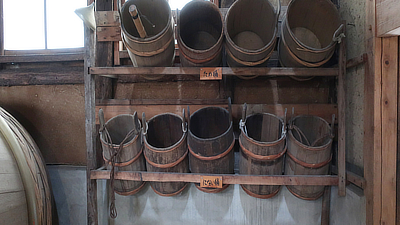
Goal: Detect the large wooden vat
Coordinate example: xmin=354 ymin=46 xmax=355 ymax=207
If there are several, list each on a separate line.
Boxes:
xmin=0 ymin=107 xmax=53 ymax=225
xmin=143 ymin=112 xmax=189 ymax=196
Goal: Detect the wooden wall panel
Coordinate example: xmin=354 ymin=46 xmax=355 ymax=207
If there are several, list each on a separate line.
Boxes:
xmin=376 ymin=0 xmax=400 ymax=37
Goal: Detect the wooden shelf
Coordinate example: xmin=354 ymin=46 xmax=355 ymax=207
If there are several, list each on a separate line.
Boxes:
xmin=90 ymin=170 xmax=339 ymax=186
xmin=89 ymin=66 xmax=339 ymax=77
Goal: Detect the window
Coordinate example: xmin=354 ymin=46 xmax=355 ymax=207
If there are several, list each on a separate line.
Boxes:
xmin=168 ymin=0 xmax=192 ymax=10
xmin=3 ymin=0 xmax=86 ymax=50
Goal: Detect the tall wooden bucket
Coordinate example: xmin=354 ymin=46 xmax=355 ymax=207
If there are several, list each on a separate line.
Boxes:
xmin=177 ymin=0 xmax=223 ymax=67
xmin=278 ymin=0 xmax=343 ymax=67
xmin=0 ymin=107 xmax=53 ymax=225
xmin=285 ymin=114 xmax=334 ymax=200
xmin=239 ymin=107 xmax=286 ymax=199
xmin=188 ymin=102 xmax=234 ymax=193
xmin=224 ymin=0 xmax=279 ymax=67
xmin=120 ymin=0 xmax=175 ymax=79
xmin=143 ymin=111 xmax=189 ymax=196
xmin=99 ymin=110 xmax=146 ymax=196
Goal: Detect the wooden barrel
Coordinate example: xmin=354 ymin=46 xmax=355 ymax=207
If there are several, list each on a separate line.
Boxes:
xmin=177 ymin=0 xmax=223 ymax=67
xmin=99 ymin=111 xmax=146 ymax=196
xmin=188 ymin=104 xmax=234 ymax=193
xmin=143 ymin=111 xmax=189 ymax=196
xmin=224 ymin=0 xmax=279 ymax=67
xmin=120 ymin=0 xmax=175 ymax=79
xmin=0 ymin=107 xmax=53 ymax=225
xmin=285 ymin=115 xmax=334 ymax=200
xmin=239 ymin=111 xmax=286 ymax=199
xmin=278 ymin=0 xmax=343 ymax=68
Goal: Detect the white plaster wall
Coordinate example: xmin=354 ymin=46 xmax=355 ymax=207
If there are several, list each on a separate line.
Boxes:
xmin=48 ymin=166 xmax=365 ymax=225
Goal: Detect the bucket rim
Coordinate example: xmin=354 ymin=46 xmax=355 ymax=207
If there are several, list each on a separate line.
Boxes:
xmin=99 ymin=114 xmax=141 ymax=148
xmin=284 ymin=0 xmax=341 ymax=52
xmin=188 ymin=106 xmax=233 ymax=142
xmin=143 ymin=113 xmax=187 ymax=152
xmin=120 ymin=0 xmax=172 ymax=43
xmin=240 ymin=112 xmax=286 ymax=146
xmin=288 ymin=114 xmax=333 ymax=150
xmin=224 ymin=0 xmax=279 ymax=55
xmin=177 ymin=0 xmax=224 ymax=55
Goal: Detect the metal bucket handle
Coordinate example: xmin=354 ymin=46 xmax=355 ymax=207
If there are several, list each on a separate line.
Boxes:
xmin=282 ymin=108 xmax=287 ymax=136
xmin=187 ymin=106 xmax=191 ymax=130
xmin=239 ymin=103 xmax=247 ymax=135
xmin=332 ymin=24 xmax=345 ymax=44
xmin=99 ymin=108 xmax=106 ymax=131
xmin=142 ymin=112 xmax=148 ymax=137
xmin=182 ymin=108 xmax=187 ymax=133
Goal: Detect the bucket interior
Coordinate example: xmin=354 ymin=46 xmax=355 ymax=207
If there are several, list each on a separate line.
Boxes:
xmin=179 ymin=1 xmax=222 ymax=50
xmin=147 ymin=114 xmax=183 ymax=148
xmin=287 ymin=0 xmax=341 ymax=49
xmin=226 ymin=0 xmax=276 ymax=50
xmin=292 ymin=116 xmax=331 ymax=147
xmin=190 ymin=107 xmax=230 ymax=139
xmin=103 ymin=115 xmax=138 ymax=145
xmin=245 ymin=114 xmax=282 ymax=142
xmin=121 ymin=0 xmax=170 ymax=38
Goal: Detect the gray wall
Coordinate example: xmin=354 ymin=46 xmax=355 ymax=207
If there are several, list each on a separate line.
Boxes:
xmin=48 ymin=166 xmax=365 ymax=225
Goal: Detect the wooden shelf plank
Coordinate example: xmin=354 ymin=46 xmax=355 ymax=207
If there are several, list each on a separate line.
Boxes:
xmin=90 ymin=170 xmax=339 ymax=186
xmin=89 ymin=66 xmax=339 ymax=77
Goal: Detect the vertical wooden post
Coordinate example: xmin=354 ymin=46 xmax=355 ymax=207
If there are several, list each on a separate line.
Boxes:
xmin=397 ymin=37 xmax=400 ymax=225
xmin=380 ymin=36 xmax=398 ymax=225
xmin=337 ymin=21 xmax=346 ymax=197
xmin=365 ymin=0 xmax=382 ymax=224
xmin=86 ymin=0 xmax=99 ymax=224
xmin=95 ymin=0 xmax=114 ymax=99
xmin=321 ymin=186 xmax=331 ymax=225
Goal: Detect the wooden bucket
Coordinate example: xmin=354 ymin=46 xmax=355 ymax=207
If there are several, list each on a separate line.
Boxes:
xmin=119 ymin=0 xmax=175 ymax=78
xmin=177 ymin=0 xmax=223 ymax=67
xmin=239 ymin=107 xmax=286 ymax=199
xmin=142 ymin=111 xmax=189 ymax=196
xmin=188 ymin=101 xmax=234 ymax=193
xmin=99 ymin=110 xmax=146 ymax=196
xmin=224 ymin=0 xmax=279 ymax=67
xmin=0 ymin=107 xmax=53 ymax=225
xmin=285 ymin=114 xmax=334 ymax=200
xmin=278 ymin=0 xmax=343 ymax=67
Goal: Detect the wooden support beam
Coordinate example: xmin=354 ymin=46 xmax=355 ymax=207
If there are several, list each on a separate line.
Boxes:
xmin=380 ymin=36 xmax=398 ymax=225
xmin=337 ymin=22 xmax=347 ymax=196
xmin=321 ymin=186 xmax=331 ymax=225
xmin=0 ymin=53 xmax=84 ymax=63
xmin=365 ymin=0 xmax=382 ymax=223
xmin=85 ymin=24 xmax=98 ymax=225
xmin=346 ymin=53 xmax=368 ymax=69
xmin=89 ymin=67 xmax=339 ymax=77
xmin=90 ymin=170 xmax=340 ymax=186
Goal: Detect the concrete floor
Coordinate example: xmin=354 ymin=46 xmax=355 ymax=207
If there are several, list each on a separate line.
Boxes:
xmin=48 ymin=165 xmax=365 ymax=225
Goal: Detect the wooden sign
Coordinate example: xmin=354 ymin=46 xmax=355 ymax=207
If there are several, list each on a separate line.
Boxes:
xmin=200 ymin=176 xmax=223 ymax=188
xmin=200 ymin=67 xmax=222 ymax=80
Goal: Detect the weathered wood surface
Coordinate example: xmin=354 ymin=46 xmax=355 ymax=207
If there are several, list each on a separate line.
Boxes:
xmin=0 ymin=62 xmax=84 ymax=86
xmin=380 ymin=36 xmax=398 ymax=225
xmin=90 ymin=67 xmax=339 ymax=77
xmin=90 ymin=170 xmax=340 ymax=186
xmin=376 ymin=0 xmax=400 ymax=37
xmin=0 ymin=53 xmax=84 ymax=63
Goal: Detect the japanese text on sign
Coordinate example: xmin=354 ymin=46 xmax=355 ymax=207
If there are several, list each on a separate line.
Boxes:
xmin=200 ymin=67 xmax=222 ymax=80
xmin=200 ymin=176 xmax=223 ymax=188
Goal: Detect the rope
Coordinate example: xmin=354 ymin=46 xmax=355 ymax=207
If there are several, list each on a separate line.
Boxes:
xmin=101 ymin=126 xmax=138 ymax=219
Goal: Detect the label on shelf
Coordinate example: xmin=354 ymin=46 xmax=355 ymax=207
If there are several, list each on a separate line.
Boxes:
xmin=200 ymin=67 xmax=222 ymax=80
xmin=200 ymin=176 xmax=223 ymax=188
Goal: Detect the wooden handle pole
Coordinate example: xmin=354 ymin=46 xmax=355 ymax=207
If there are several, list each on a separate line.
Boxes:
xmin=129 ymin=5 xmax=147 ymax=38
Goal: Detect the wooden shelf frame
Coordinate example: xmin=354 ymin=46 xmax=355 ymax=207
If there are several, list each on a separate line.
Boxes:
xmin=85 ymin=5 xmax=348 ymax=222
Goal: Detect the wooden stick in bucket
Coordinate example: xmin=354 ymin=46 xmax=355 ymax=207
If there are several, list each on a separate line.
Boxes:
xmin=129 ymin=4 xmax=147 ymax=38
